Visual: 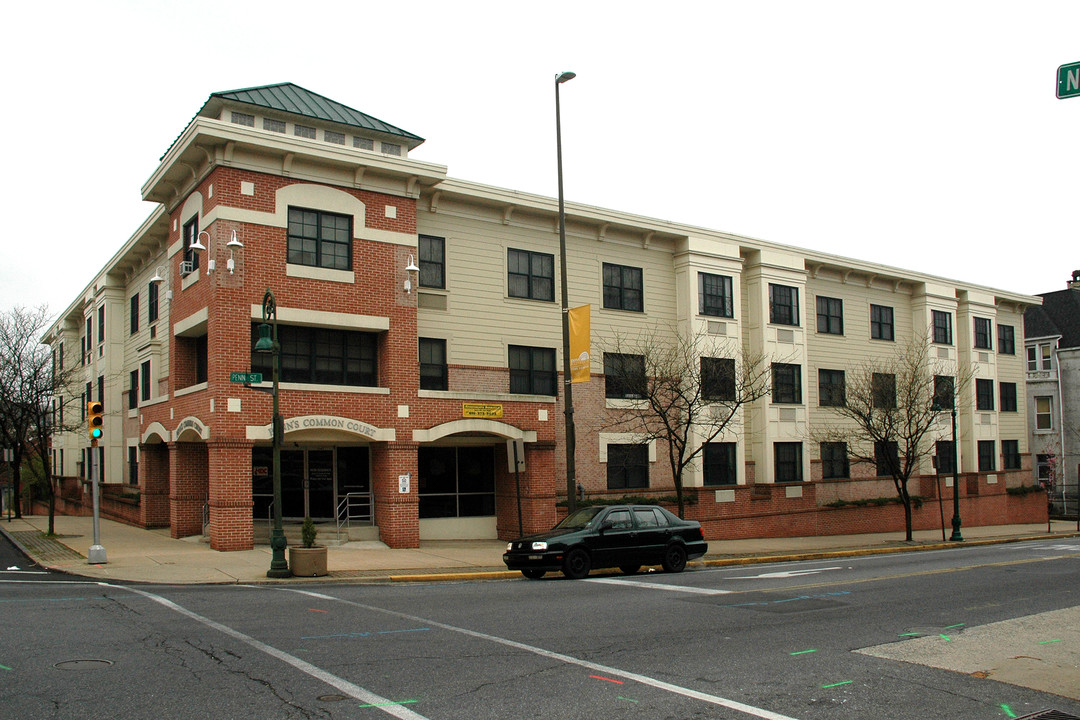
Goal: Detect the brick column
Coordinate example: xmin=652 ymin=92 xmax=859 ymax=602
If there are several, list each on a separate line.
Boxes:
xmin=372 ymin=443 xmax=419 ymax=548
xmin=207 ymin=439 xmax=255 ymax=551
xmin=169 ymin=442 xmax=208 ymax=539
xmin=138 ymin=443 xmax=170 ymax=528
xmin=496 ymin=441 xmax=558 ymax=539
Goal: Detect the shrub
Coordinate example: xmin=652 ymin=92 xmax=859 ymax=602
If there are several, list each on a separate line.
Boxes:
xmin=301 ymin=516 xmax=318 ymax=548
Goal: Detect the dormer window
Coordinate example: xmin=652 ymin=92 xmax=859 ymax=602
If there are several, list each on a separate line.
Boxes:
xmin=381 ymin=142 xmax=401 ymax=156
xmin=230 ymin=112 xmax=254 ymax=127
xmin=354 ymin=137 xmax=374 ymax=150
xmin=294 ymin=124 xmax=316 ymax=139
xmin=264 ymin=118 xmax=286 ymax=133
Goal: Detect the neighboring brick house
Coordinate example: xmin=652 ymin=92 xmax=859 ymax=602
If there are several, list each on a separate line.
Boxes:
xmin=1024 ymin=271 xmax=1080 ymax=514
xmin=43 ymin=84 xmax=1046 ymax=551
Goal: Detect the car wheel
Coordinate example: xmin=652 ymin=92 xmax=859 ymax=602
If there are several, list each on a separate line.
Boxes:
xmin=521 ymin=569 xmax=545 ymax=580
xmin=562 ymin=548 xmax=591 ymax=579
xmin=661 ymin=544 xmax=687 ymax=573
xmin=619 ymin=565 xmax=641 ymax=575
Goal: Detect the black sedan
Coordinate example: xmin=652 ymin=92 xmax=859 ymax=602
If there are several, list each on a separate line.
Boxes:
xmin=503 ymin=504 xmax=708 ymax=579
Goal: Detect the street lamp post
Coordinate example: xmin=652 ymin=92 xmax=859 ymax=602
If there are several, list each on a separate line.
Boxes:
xmin=556 ymin=70 xmax=577 ymax=515
xmin=947 ymin=404 xmax=963 ymax=542
xmin=256 ymin=288 xmax=290 ymax=577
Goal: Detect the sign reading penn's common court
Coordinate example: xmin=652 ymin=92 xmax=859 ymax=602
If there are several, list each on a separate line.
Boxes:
xmin=462 ymin=403 xmax=503 ymax=419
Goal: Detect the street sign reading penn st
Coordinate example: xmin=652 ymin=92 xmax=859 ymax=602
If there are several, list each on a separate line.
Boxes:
xmin=230 ymin=372 xmax=263 ymax=384
xmin=1057 ymin=61 xmax=1080 ymax=99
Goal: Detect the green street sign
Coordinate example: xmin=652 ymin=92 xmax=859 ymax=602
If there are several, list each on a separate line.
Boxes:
xmin=230 ymin=372 xmax=263 ymax=384
xmin=1057 ymin=61 xmax=1080 ymax=99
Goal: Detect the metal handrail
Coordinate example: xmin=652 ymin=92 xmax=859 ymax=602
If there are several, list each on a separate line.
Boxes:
xmin=336 ymin=492 xmax=373 ymax=534
xmin=202 ymin=501 xmax=209 ymax=537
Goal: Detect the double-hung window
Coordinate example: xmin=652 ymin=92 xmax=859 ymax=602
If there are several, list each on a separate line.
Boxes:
xmin=820 ymin=442 xmax=849 ymax=479
xmin=507 ymin=248 xmax=554 ymax=301
xmin=936 ymin=441 xmax=956 ymax=474
xmin=702 ymin=442 xmax=737 ymax=486
xmin=774 ymin=443 xmax=803 ymax=482
xmin=607 ymin=444 xmax=649 ymax=490
xmin=604 ymin=353 xmax=645 ymax=399
xmin=419 ymin=338 xmax=448 ymax=391
xmin=999 ymin=382 xmax=1017 ymax=412
xmin=1035 ymin=396 xmax=1053 ymax=430
xmin=870 ymin=304 xmax=894 ymax=341
xmin=287 ymin=207 xmax=351 ymax=270
xmin=148 ymin=281 xmax=159 ymax=323
xmin=701 ymin=357 xmax=736 ymax=401
xmin=1002 ymin=440 xmax=1020 ymax=470
xmin=818 ymin=369 xmax=845 ymax=407
xmin=816 ymin=296 xmax=843 ymax=335
xmin=872 ymin=373 xmax=896 ymax=409
xmin=419 ymin=235 xmax=446 ymax=289
xmin=978 ymin=440 xmax=996 ymax=472
xmin=602 ymin=263 xmax=643 ymax=312
xmin=129 ymin=370 xmax=139 ymax=410
xmin=183 ymin=217 xmax=200 ymax=272
xmin=934 ymin=375 xmax=954 ymax=409
xmin=509 ymin=346 xmax=556 ymax=396
xmin=875 ymin=441 xmax=898 ymax=477
xmin=997 ymin=324 xmax=1015 ymax=354
xmin=140 ymin=361 xmax=151 ymax=402
xmin=974 ymin=317 xmax=992 ymax=350
xmin=698 ymin=272 xmax=734 ymax=317
xmin=769 ymin=284 xmax=799 ymax=326
xmin=772 ymin=363 xmax=802 ymax=404
xmin=251 ymin=324 xmax=377 ymax=387
xmin=130 ymin=294 xmax=139 ymax=335
xmin=976 ymin=378 xmax=994 ymax=411
xmin=932 ymin=310 xmax=953 ymax=345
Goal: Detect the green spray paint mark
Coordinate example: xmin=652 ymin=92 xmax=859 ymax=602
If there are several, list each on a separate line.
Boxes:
xmin=616 ymin=697 xmax=639 ymax=703
xmin=357 ymin=700 xmax=417 ymax=709
xmin=821 ymin=681 xmax=852 ymax=689
xmin=1000 ymin=704 xmax=1017 ymax=718
xmin=939 ymin=634 xmax=952 ymax=641
xmin=944 ymin=623 xmax=965 ymax=629
xmin=790 ymin=649 xmax=817 ymax=655
xmin=1038 ymin=639 xmax=1062 ymax=645
xmin=898 ymin=632 xmax=920 ymax=637
xmin=0 ymin=665 xmax=10 ymax=670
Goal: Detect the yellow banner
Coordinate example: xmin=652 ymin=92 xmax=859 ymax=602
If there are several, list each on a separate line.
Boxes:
xmin=568 ymin=304 xmax=591 ymax=383
xmin=463 ymin=403 xmax=503 ymax=419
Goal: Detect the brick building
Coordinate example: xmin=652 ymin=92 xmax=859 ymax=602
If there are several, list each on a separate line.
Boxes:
xmin=44 ymin=84 xmax=1046 ymax=551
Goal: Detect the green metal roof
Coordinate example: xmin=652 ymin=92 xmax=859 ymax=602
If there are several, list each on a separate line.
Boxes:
xmin=208 ymin=83 xmax=424 ymax=143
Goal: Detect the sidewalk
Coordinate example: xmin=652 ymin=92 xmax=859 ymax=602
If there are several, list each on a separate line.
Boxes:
xmin=2 ymin=514 xmax=1078 ymax=585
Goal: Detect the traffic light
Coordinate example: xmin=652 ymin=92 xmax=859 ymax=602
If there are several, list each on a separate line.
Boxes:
xmin=87 ymin=401 xmax=104 ymax=442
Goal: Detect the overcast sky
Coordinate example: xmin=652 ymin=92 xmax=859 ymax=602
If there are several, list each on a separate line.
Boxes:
xmin=3 ymin=1 xmax=1078 ymax=319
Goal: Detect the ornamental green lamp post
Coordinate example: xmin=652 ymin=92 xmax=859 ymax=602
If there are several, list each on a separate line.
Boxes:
xmin=256 ymin=288 xmax=290 ymax=577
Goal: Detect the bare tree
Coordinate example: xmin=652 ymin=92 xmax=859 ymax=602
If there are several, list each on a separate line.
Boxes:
xmin=0 ymin=306 xmax=81 ymax=533
xmin=596 ymin=324 xmax=771 ymax=517
xmin=815 ymin=335 xmax=974 ymax=541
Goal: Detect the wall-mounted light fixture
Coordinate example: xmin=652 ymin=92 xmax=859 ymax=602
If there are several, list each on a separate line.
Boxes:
xmin=188 ymin=229 xmax=244 ymax=273
xmin=404 ymin=254 xmax=420 ymax=294
xmin=149 ymin=266 xmax=174 ymax=300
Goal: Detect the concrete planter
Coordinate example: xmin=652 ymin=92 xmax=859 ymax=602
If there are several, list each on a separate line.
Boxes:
xmin=288 ymin=546 xmax=328 ymax=577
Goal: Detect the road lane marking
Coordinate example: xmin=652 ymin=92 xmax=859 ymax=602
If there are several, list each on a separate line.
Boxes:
xmin=106 ymin=584 xmax=431 ymax=720
xmin=730 ymin=567 xmax=843 ymax=579
xmin=583 ymin=577 xmax=731 ymax=594
xmin=280 ymin=587 xmax=804 ymax=720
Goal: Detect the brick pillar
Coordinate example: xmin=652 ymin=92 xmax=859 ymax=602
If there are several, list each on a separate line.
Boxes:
xmin=496 ymin=441 xmax=558 ymax=539
xmin=207 ymin=439 xmax=255 ymax=551
xmin=169 ymin=442 xmax=208 ymax=539
xmin=372 ymin=443 xmax=419 ymax=548
xmin=139 ymin=443 xmax=170 ymax=528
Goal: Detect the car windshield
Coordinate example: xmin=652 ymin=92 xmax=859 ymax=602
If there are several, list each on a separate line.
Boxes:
xmin=553 ymin=506 xmax=604 ymax=530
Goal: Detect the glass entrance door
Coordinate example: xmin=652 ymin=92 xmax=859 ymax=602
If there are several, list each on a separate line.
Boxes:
xmin=252 ymin=447 xmax=340 ymax=521
xmin=307 ymin=450 xmax=335 ymax=519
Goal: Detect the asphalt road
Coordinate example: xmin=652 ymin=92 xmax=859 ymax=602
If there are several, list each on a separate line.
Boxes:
xmin=1 ymin=537 xmax=1079 ymax=720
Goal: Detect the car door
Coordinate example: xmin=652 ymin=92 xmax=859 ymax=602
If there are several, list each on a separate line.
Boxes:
xmin=631 ymin=507 xmax=669 ymax=563
xmin=585 ymin=507 xmax=637 ymax=569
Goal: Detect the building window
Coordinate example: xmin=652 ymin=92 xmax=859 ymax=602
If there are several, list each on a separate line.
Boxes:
xmin=772 ymin=363 xmax=802 ymax=404
xmin=251 ymin=324 xmax=378 ymax=387
xmin=976 ymin=378 xmax=995 ymax=411
xmin=1040 ymin=343 xmax=1053 ymax=370
xmin=324 ymin=130 xmax=345 ymax=145
xmin=875 ymin=441 xmax=899 ymax=477
xmin=774 ymin=442 xmax=803 ymax=482
xmin=607 ymin=444 xmax=649 ymax=490
xmin=128 ymin=446 xmax=139 ymax=485
xmin=1002 ymin=440 xmax=1020 ymax=470
xmin=264 ymin=118 xmax=286 ymax=133
xmin=974 ymin=317 xmax=992 ymax=350
xmin=148 ymin=281 xmax=159 ymax=323
xmin=183 ymin=217 xmax=200 ymax=272
xmin=140 ymin=361 xmax=151 ymax=402
xmin=872 ymin=373 xmax=896 ymax=409
xmin=97 ymin=305 xmax=105 ymax=343
xmin=287 ymin=207 xmax=351 ymax=270
xmin=604 ymin=353 xmax=645 ymax=399
xmin=699 ymin=272 xmax=734 ymax=317
xmin=418 ymin=446 xmax=495 ymax=518
xmin=602 ymin=263 xmax=643 ymax=312
xmin=129 ymin=370 xmax=138 ymax=410
xmin=194 ymin=335 xmax=208 ymax=385
xmin=130 ymin=294 xmax=139 ymax=335
xmin=85 ymin=315 xmax=92 ymax=354
xmin=353 ymin=136 xmax=374 ymax=150
xmin=1035 ymin=396 xmax=1053 ymax=430
xmin=820 ymin=442 xmax=849 ymax=479
xmin=507 ymin=248 xmax=554 ymax=301
xmin=978 ymin=440 xmax=996 ymax=472
xmin=870 ymin=304 xmax=894 ymax=341
xmin=934 ymin=375 xmax=954 ymax=409
xmin=1037 ymin=454 xmax=1055 ymax=485
xmin=230 ymin=112 xmax=255 ymax=127
xmin=701 ymin=357 xmax=735 ymax=401
xmin=769 ymin=284 xmax=799 ymax=326
xmin=998 ymin=325 xmax=1015 ymax=355
xmin=381 ymin=142 xmax=401 ymax=156
xmin=936 ymin=441 xmax=956 ymax=474
xmin=1000 ymin=382 xmax=1017 ymax=412
xmin=419 ymin=235 xmax=445 ymax=289
xmin=932 ymin=310 xmax=952 ymax=345
xmin=702 ymin=442 xmax=737 ymax=486
xmin=818 ymin=369 xmax=845 ymax=407
xmin=509 ymin=345 xmax=556 ymax=396
xmin=816 ymin=296 xmax=843 ymax=335
xmin=294 ymin=124 xmax=316 ymax=139
xmin=419 ymin=338 xmax=448 ymax=391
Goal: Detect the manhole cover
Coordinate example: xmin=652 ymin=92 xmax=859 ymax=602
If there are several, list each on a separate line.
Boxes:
xmin=54 ymin=659 xmax=114 ymax=671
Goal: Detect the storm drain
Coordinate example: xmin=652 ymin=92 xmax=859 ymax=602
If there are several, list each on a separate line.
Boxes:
xmin=1016 ymin=711 xmax=1080 ymax=720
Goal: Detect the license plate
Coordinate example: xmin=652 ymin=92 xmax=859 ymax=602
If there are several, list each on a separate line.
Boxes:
xmin=528 ymin=555 xmax=543 ymax=560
